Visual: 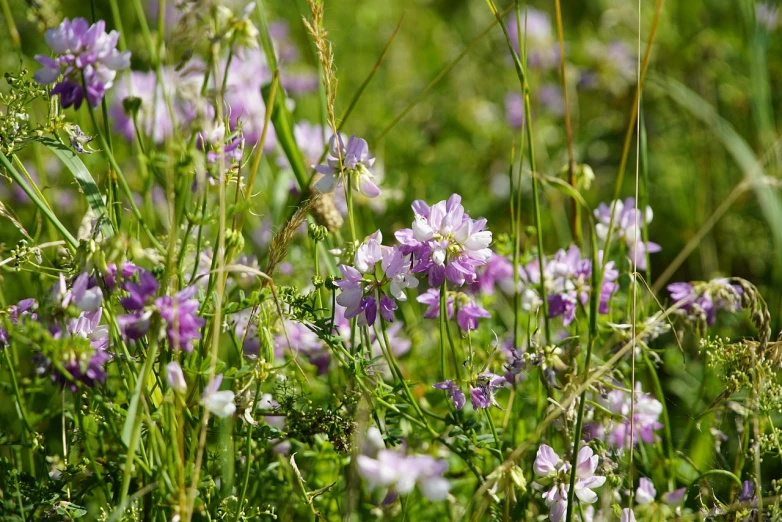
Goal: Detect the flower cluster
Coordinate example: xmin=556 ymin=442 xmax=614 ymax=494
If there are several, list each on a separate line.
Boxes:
xmin=434 ymin=373 xmax=506 ymax=411
xmin=522 ymin=246 xmax=618 ymax=326
xmin=336 ymin=230 xmax=418 ymax=327
xmin=417 ymin=288 xmax=491 ymax=332
xmin=116 ymin=263 xmax=205 ymax=351
xmin=667 ymin=278 xmax=743 ymax=326
xmin=594 ymin=198 xmax=661 ymax=271
xmin=34 ymin=18 xmax=131 ymax=109
xmin=533 ymin=445 xmax=606 ymax=522
xmin=595 ymin=383 xmax=663 ymax=449
xmin=314 ymin=133 xmax=381 ymax=198
xmin=356 ymin=427 xmax=450 ymax=501
xmin=396 ymin=194 xmax=492 ymax=287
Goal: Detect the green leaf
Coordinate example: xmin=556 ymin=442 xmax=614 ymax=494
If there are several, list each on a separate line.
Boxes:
xmin=35 ymin=137 xmax=115 ymax=239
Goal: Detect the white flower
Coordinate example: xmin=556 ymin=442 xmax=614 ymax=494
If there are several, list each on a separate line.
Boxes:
xmin=201 ymin=374 xmax=236 ymax=418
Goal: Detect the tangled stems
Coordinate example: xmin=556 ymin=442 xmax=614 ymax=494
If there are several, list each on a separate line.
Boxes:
xmin=84 ymin=100 xmax=164 ymax=252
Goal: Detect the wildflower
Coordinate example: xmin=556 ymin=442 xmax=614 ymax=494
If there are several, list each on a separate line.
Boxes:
xmin=335 ymin=232 xmax=417 ymax=326
xmin=69 ymin=273 xmax=103 ymax=312
xmin=594 ymin=198 xmax=661 ymax=271
xmin=166 ymin=361 xmax=187 ymax=393
xmin=433 ymin=379 xmax=466 ymax=411
xmin=356 ymin=448 xmax=450 ymax=501
xmin=155 ymin=286 xmax=205 ymax=352
xmin=738 ymin=480 xmax=755 ymax=503
xmin=601 ymin=383 xmax=663 ymax=448
xmin=416 ymin=288 xmax=490 ymax=332
xmin=314 ymin=133 xmax=380 ymax=198
xmin=522 ymin=246 xmax=618 ymax=325
xmin=636 ymin=477 xmax=656 ymax=505
xmin=469 ymin=373 xmax=505 ymax=410
xmin=470 ymin=253 xmax=516 ymax=296
xmin=533 ymin=445 xmax=606 ymax=522
xmin=274 ymin=319 xmax=329 ymax=375
xmin=278 ymin=121 xmax=325 ymax=170
xmin=662 ymin=487 xmax=686 ymax=506
xmin=667 ymin=278 xmax=743 ymax=326
xmin=396 ymin=194 xmax=492 ymax=287
xmin=620 ymin=508 xmax=636 ymax=522
xmin=201 ymin=374 xmax=236 ymax=418
xmin=34 ymin=18 xmax=131 ymax=109
xmin=119 ymin=268 xmax=159 ymax=311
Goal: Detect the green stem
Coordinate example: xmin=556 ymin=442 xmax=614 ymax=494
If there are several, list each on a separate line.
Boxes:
xmin=84 ymin=102 xmax=164 ymax=251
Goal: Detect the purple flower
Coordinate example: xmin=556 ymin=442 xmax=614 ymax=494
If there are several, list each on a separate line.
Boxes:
xmin=416 ymin=288 xmax=453 ymax=319
xmin=620 ymin=508 xmax=636 ymax=522
xmin=636 ymin=477 xmax=656 ymax=505
xmin=667 ymin=278 xmax=743 ymax=326
xmin=522 ymin=246 xmax=618 ymax=325
xmin=34 ymin=18 xmax=131 ymax=109
xmin=120 ymin=268 xmax=159 ymax=311
xmin=357 ymin=447 xmax=449 ymax=501
xmin=395 ymin=194 xmax=492 ymax=287
xmin=335 ymin=232 xmax=418 ymax=326
xmin=469 ymin=373 xmax=505 ymax=410
xmin=3 ymin=298 xmax=38 ymax=346
xmin=278 ymin=121 xmax=326 ymax=170
xmin=456 ymin=301 xmax=491 ymax=331
xmin=739 ymin=480 xmax=755 ymax=503
xmin=272 ymin=318 xmax=330 ymax=374
xmin=534 ymin=445 xmax=606 ymax=522
xmin=155 ymin=286 xmax=205 ymax=352
xmin=601 ymin=383 xmax=663 ymax=448
xmin=47 ymin=309 xmax=111 ymax=391
xmin=314 ymin=133 xmax=380 ymax=198
xmin=662 ymin=487 xmax=686 ymax=506
xmin=594 ymin=198 xmax=661 ymax=271
xmin=201 ymin=373 xmax=236 ymax=418
xmin=433 ymin=380 xmax=466 ymax=411
xmin=166 ymin=361 xmax=187 ymax=393
xmin=471 ymin=253 xmax=516 ymax=295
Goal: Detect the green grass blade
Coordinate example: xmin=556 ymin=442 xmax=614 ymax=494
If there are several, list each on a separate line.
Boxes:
xmin=35 ymin=137 xmax=115 ymax=239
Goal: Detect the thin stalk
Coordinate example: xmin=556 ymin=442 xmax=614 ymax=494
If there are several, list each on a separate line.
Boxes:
xmin=0 ymin=152 xmax=78 ymax=248
xmin=84 ymin=103 xmax=164 ymax=251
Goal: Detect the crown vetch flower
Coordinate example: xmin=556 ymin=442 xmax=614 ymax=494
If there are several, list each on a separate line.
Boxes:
xmin=201 ymin=374 xmax=236 ymax=418
xmin=335 ymin=231 xmax=417 ymax=326
xmin=469 ymin=373 xmax=506 ymax=410
xmin=594 ymin=198 xmax=661 ymax=271
xmin=416 ymin=288 xmax=490 ymax=332
xmin=155 ymin=286 xmax=205 ymax=352
xmin=433 ymin=379 xmax=466 ymax=411
xmin=396 ymin=194 xmax=492 ymax=287
xmin=667 ymin=278 xmax=743 ymax=326
xmin=636 ymin=477 xmax=656 ymax=505
xmin=601 ymin=383 xmax=663 ymax=448
xmin=522 ymin=246 xmax=618 ymax=325
xmin=166 ymin=361 xmax=187 ymax=393
xmin=534 ymin=445 xmax=605 ymax=522
xmin=314 ymin=133 xmax=380 ymax=198
xmin=357 ymin=446 xmax=449 ymax=501
xmin=34 ymin=18 xmax=131 ymax=109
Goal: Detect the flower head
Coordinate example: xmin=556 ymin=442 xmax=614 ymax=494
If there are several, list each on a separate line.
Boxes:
xmin=155 ymin=286 xmax=206 ymax=352
xmin=396 ymin=194 xmax=492 ymax=287
xmin=314 ymin=133 xmax=380 ymax=198
xmin=166 ymin=361 xmax=187 ymax=393
xmin=34 ymin=18 xmax=131 ymax=109
xmin=594 ymin=198 xmax=661 ymax=271
xmin=201 ymin=374 xmax=236 ymax=418
xmin=533 ymin=445 xmax=606 ymax=522
xmin=667 ymin=278 xmax=743 ymax=326
xmin=433 ymin=379 xmax=466 ymax=411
